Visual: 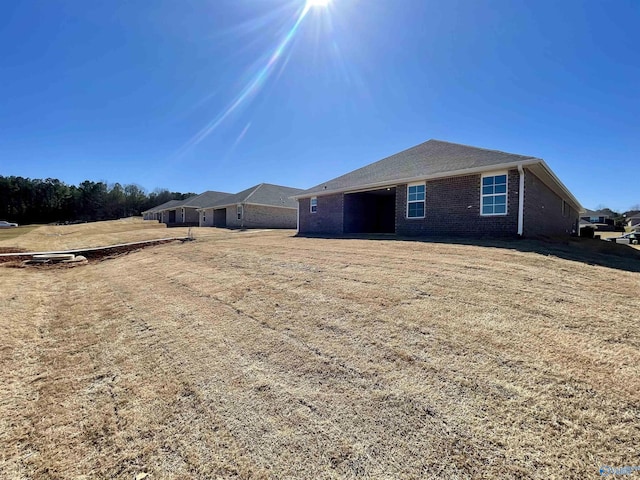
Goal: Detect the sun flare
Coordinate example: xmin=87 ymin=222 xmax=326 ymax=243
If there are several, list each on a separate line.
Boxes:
xmin=306 ymin=0 xmax=331 ymax=7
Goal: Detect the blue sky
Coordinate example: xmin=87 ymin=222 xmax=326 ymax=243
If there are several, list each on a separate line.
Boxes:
xmin=1 ymin=0 xmax=638 ymax=211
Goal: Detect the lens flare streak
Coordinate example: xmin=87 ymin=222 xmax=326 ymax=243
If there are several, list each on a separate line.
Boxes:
xmin=176 ymin=3 xmax=318 ymax=158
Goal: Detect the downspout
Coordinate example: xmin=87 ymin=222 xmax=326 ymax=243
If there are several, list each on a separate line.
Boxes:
xmin=517 ymin=164 xmax=525 ymax=236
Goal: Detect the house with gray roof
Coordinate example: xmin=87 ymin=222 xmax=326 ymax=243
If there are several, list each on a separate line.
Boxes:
xmin=149 ymin=191 xmax=230 ymax=226
xmin=627 ymin=215 xmax=640 ymax=231
xmin=293 ymin=139 xmax=583 ymax=237
xmin=142 ymin=199 xmax=184 ymax=222
xmin=197 ymin=183 xmax=303 ymax=229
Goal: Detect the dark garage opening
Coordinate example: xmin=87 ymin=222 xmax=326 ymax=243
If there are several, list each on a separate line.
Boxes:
xmin=213 ymin=208 xmax=227 ymax=227
xmin=344 ymin=187 xmax=396 ymax=234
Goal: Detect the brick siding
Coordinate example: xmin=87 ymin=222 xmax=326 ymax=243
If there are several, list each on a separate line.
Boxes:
xmin=523 ymin=171 xmax=578 ymax=237
xmin=298 ymin=194 xmax=344 ymax=234
xmin=222 ymin=204 xmax=297 ymax=229
xmin=298 ymin=168 xmax=577 ymax=238
xmin=395 ymin=170 xmax=520 ymax=237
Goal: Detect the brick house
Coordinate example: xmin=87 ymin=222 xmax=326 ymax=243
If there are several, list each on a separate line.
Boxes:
xmin=142 ymin=199 xmax=184 ymax=222
xmin=147 ymin=191 xmax=230 ymax=227
xmin=294 ymin=139 xmax=582 ymax=237
xmin=168 ymin=191 xmax=231 ymax=227
xmin=197 ymin=183 xmax=303 ymax=229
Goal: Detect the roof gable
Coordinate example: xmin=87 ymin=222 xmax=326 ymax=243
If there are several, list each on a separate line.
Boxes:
xmin=201 ymin=183 xmax=304 ymax=209
xmin=299 ymin=139 xmax=539 ymax=196
xmin=181 ymin=190 xmax=231 ymax=208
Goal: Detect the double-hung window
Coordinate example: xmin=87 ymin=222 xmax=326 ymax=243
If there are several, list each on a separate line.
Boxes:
xmin=237 ymin=204 xmax=243 ymax=220
xmin=481 ymin=174 xmax=507 ymax=215
xmin=407 ymin=183 xmax=425 ymax=218
xmin=310 ymin=197 xmax=317 ymax=213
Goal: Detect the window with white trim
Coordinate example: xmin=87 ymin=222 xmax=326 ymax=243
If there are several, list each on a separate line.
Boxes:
xmin=237 ymin=204 xmax=243 ymax=220
xmin=310 ymin=197 xmax=317 ymax=213
xmin=407 ymin=183 xmax=425 ymax=218
xmin=481 ymin=174 xmax=507 ymax=215
xmin=203 ymin=211 xmax=206 ymax=223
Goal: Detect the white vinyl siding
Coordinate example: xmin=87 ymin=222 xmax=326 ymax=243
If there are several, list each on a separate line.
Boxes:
xmin=481 ymin=173 xmax=507 ymax=216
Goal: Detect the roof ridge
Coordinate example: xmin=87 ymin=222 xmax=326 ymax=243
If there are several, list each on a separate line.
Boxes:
xmin=428 ymin=139 xmax=540 ymax=160
xmin=242 ymin=183 xmax=264 ymax=203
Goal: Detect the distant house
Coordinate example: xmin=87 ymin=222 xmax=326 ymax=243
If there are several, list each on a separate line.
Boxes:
xmin=197 ymin=183 xmax=303 ymax=229
xmin=170 ymin=191 xmax=231 ymax=227
xmin=627 ymin=215 xmax=640 ymax=231
xmin=294 ymin=139 xmax=582 ymax=238
xmin=580 ymin=209 xmax=611 ymax=225
xmin=142 ymin=199 xmax=184 ymax=222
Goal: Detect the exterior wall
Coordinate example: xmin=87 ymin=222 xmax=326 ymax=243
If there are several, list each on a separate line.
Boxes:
xmin=226 ymin=204 xmax=297 ymax=229
xmin=199 ymin=208 xmax=215 ymax=227
xmin=395 ymin=170 xmax=520 ymax=237
xmin=298 ymin=194 xmax=344 ymax=234
xmin=183 ymin=207 xmax=199 ymax=224
xmin=522 ymin=170 xmax=579 ymax=237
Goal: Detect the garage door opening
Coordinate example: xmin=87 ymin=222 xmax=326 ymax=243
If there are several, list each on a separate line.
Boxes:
xmin=344 ymin=187 xmax=396 ymax=234
xmin=213 ymin=208 xmax=227 ymax=227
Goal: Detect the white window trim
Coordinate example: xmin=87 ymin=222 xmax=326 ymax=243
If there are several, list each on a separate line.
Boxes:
xmin=406 ymin=182 xmax=426 ymax=219
xmin=481 ymin=171 xmax=508 ymax=217
xmin=310 ymin=197 xmax=317 ymax=213
xmin=237 ymin=204 xmax=243 ymax=220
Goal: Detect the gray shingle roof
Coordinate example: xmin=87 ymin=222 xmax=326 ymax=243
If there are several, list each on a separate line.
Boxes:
xmin=143 ymin=199 xmax=185 ymax=214
xmin=180 ymin=190 xmax=231 ymax=208
xmin=298 ymin=139 xmax=540 ymax=197
xmin=200 ymin=183 xmax=303 ymax=209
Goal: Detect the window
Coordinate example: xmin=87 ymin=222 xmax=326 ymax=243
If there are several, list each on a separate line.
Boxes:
xmin=310 ymin=197 xmax=317 ymax=213
xmin=407 ymin=183 xmax=425 ymax=218
xmin=203 ymin=211 xmax=206 ymax=223
xmin=237 ymin=204 xmax=243 ymax=220
xmin=562 ymin=200 xmax=567 ymax=217
xmin=481 ymin=174 xmax=507 ymax=215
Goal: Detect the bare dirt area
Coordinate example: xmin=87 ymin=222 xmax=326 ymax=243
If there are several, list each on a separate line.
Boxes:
xmin=1 ymin=227 xmax=639 ymax=479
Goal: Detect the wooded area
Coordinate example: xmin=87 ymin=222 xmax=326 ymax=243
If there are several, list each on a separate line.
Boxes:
xmin=0 ymin=176 xmax=193 ymax=225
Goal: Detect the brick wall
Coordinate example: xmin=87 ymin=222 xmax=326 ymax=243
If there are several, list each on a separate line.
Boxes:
xmin=523 ymin=170 xmax=579 ymax=237
xmin=395 ymin=170 xmax=520 ymax=237
xmin=298 ymin=194 xmax=344 ymax=234
xmin=225 ymin=204 xmax=297 ymax=229
xmin=199 ymin=208 xmax=214 ymax=227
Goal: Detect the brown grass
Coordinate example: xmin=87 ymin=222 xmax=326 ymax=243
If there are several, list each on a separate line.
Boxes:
xmin=1 ymin=225 xmax=639 ymax=479
xmin=0 ymin=218 xmax=187 ymax=252
xmin=0 ymin=225 xmax=40 ymax=244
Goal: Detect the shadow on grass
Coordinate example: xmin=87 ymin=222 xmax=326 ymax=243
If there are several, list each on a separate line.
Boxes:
xmin=296 ymin=233 xmax=640 ymax=274
xmin=0 ymin=225 xmax=40 ymax=242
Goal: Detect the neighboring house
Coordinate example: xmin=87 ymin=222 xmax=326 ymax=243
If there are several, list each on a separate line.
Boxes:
xmin=171 ymin=191 xmax=231 ymax=227
xmin=294 ymin=139 xmax=582 ymax=238
xmin=155 ymin=198 xmax=193 ymax=226
xmin=580 ymin=209 xmax=611 ymax=225
xmin=197 ymin=183 xmax=303 ymax=229
xmin=142 ymin=199 xmax=184 ymax=222
xmin=627 ymin=215 xmax=640 ymax=231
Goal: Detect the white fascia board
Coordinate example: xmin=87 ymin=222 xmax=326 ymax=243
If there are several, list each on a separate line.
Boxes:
xmin=291 ymin=159 xmax=541 ymax=199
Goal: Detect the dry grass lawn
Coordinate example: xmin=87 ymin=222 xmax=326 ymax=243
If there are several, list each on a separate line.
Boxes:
xmin=1 ymin=223 xmax=639 ymax=479
xmin=0 ymin=218 xmax=188 ymax=252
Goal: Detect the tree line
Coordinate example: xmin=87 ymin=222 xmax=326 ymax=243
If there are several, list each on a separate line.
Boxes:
xmin=0 ymin=176 xmax=194 ymax=225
